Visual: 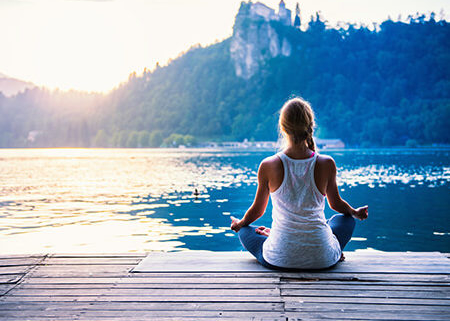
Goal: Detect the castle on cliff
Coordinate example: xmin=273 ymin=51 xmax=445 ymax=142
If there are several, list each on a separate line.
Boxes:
xmin=244 ymin=0 xmax=301 ymax=27
xmin=230 ymin=1 xmax=302 ymax=79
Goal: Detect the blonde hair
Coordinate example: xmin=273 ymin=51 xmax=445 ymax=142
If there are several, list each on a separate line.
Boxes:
xmin=278 ymin=97 xmax=316 ymax=151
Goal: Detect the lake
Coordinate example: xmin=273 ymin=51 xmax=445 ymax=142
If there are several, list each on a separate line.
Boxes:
xmin=0 ymin=148 xmax=449 ymax=254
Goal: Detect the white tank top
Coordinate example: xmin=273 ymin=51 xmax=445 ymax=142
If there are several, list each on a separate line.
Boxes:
xmin=262 ymin=151 xmax=341 ymax=269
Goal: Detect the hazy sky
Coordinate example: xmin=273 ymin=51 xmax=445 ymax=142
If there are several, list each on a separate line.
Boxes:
xmin=1 ymin=0 xmax=448 ymax=92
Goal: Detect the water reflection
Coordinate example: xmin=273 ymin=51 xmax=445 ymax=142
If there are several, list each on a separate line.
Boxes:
xmin=0 ymin=148 xmax=448 ymax=253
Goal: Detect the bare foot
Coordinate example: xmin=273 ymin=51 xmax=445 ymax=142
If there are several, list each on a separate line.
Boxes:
xmin=339 ymin=253 xmax=345 ymax=262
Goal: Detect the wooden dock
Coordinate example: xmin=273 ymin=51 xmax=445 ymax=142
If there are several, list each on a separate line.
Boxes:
xmin=0 ymin=251 xmax=449 ymax=320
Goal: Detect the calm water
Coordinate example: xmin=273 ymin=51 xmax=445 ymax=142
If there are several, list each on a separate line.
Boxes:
xmin=0 ymin=148 xmax=449 ymax=254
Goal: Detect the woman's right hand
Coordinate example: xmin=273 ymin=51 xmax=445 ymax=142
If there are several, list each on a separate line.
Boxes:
xmin=230 ymin=216 xmax=244 ymax=232
xmin=256 ymin=226 xmax=271 ymax=237
xmin=353 ymin=205 xmax=369 ymax=221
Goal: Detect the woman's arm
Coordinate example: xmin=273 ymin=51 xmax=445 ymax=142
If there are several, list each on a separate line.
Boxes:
xmin=231 ymin=160 xmax=270 ymax=232
xmin=325 ymin=157 xmax=368 ymax=220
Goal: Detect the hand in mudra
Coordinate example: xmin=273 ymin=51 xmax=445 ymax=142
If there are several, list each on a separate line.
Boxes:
xmin=230 ymin=216 xmax=243 ymax=232
xmin=354 ymin=205 xmax=369 ymax=221
xmin=255 ymin=226 xmax=271 ymax=237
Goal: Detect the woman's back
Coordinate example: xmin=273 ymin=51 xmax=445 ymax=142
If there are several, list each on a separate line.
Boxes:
xmin=262 ymin=151 xmax=341 ymax=269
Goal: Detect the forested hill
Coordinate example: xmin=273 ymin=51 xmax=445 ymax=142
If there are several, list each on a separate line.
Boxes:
xmin=0 ymin=8 xmax=449 ymax=148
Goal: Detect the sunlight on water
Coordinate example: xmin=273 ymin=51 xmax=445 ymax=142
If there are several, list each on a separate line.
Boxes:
xmin=0 ymin=148 xmax=449 ymax=253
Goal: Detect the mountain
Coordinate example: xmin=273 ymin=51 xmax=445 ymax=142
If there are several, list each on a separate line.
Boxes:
xmin=0 ymin=2 xmax=449 ymax=148
xmin=0 ymin=73 xmax=36 ymax=97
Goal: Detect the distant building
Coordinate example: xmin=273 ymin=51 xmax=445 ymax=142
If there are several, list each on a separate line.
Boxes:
xmin=254 ymin=141 xmax=278 ymax=149
xmin=27 ymin=130 xmax=41 ymax=143
xmin=277 ymin=0 xmax=292 ymax=26
xmin=221 ymin=141 xmax=245 ymax=148
xmin=202 ymin=142 xmax=219 ymax=148
xmin=315 ymin=138 xmax=345 ymax=149
xmin=202 ymin=140 xmax=277 ymax=149
xmin=247 ymin=1 xmax=294 ymax=26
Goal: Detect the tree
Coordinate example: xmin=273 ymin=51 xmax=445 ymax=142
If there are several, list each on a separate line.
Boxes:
xmin=93 ymin=129 xmax=108 ymax=147
xmin=149 ymin=130 xmax=163 ymax=147
xmin=126 ymin=131 xmax=139 ymax=148
xmin=138 ymin=131 xmax=149 ymax=147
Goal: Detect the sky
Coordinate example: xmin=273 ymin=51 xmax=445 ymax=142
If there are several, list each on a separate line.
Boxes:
xmin=1 ymin=0 xmax=449 ymax=92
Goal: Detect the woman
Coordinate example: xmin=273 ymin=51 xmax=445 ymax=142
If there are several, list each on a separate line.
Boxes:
xmin=230 ymin=97 xmax=368 ymax=270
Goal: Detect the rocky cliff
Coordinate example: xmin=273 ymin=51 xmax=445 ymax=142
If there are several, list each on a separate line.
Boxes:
xmin=230 ymin=2 xmax=293 ymax=79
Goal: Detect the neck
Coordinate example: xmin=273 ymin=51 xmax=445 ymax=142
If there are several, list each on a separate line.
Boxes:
xmin=287 ymin=139 xmax=308 ymax=151
xmin=284 ymin=140 xmax=312 ymax=158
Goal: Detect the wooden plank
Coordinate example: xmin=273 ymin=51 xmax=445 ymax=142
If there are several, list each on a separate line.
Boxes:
xmin=0 ymin=312 xmax=287 ymax=321
xmin=280 ymin=284 xmax=450 ymax=291
xmin=49 ymin=253 xmax=146 ymax=258
xmin=0 ymin=258 xmax=43 ymax=267
xmin=14 ymin=277 xmax=123 ymax=284
xmin=341 ymin=256 xmax=449 ymax=262
xmin=40 ymin=270 xmax=447 ymax=283
xmin=0 ymin=302 xmax=94 ymax=310
xmin=18 ymin=272 xmax=450 ymax=284
xmin=0 ymin=266 xmax=32 ymax=275
xmin=280 ymin=280 xmax=450 ymax=286
xmin=343 ymin=251 xmax=447 ymax=258
xmin=19 ymin=271 xmax=450 ymax=283
xmin=0 ymin=295 xmax=282 ymax=302
xmin=78 ymin=316 xmax=286 ymax=321
xmin=0 ymin=301 xmax=284 ymax=311
xmin=7 ymin=288 xmax=279 ymax=296
xmin=42 ymin=258 xmax=142 ymax=265
xmin=0 ymin=255 xmax=46 ymax=259
xmin=284 ymin=297 xmax=450 ymax=306
xmin=325 ymin=264 xmax=450 ymax=274
xmin=0 ymin=309 xmax=287 ymax=318
xmin=281 ymin=288 xmax=450 ymax=299
xmin=24 ymin=272 xmax=283 ymax=278
xmin=284 ymin=311 xmax=450 ymax=320
xmin=284 ymin=302 xmax=449 ymax=312
xmin=28 ymin=266 xmax=132 ymax=277
xmin=336 ymin=259 xmax=450 ymax=266
xmin=31 ymin=265 xmax=133 ymax=272
xmin=279 ymin=273 xmax=450 ymax=282
xmin=15 ymin=282 xmax=279 ymax=289
xmin=125 ymin=272 xmax=282 ymax=278
xmin=23 ymin=276 xmax=280 ymax=284
xmin=133 ymin=251 xmax=450 ymax=273
xmin=0 ymin=300 xmax=284 ymax=311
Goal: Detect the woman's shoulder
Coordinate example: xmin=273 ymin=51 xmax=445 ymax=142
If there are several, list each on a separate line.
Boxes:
xmin=316 ymin=153 xmax=337 ymax=172
xmin=259 ymin=154 xmax=283 ymax=174
xmin=259 ymin=154 xmax=284 ymax=189
xmin=316 ymin=153 xmax=334 ymax=163
xmin=260 ymin=154 xmax=282 ymax=167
